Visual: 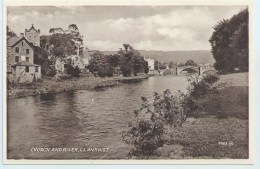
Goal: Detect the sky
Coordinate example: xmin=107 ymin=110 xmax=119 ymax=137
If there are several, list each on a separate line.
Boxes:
xmin=7 ymin=6 xmax=247 ymax=51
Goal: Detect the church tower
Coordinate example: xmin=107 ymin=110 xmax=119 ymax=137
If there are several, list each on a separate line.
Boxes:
xmin=25 ymin=24 xmax=40 ymax=47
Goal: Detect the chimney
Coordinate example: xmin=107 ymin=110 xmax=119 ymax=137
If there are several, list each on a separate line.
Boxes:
xmin=20 ymin=33 xmax=24 ymax=37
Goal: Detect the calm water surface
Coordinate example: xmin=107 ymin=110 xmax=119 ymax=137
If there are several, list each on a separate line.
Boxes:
xmin=7 ymin=76 xmax=188 ymax=159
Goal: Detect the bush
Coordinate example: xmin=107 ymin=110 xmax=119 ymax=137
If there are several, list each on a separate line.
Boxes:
xmin=182 ymin=96 xmax=200 ymax=118
xmin=187 ymin=75 xmax=219 ymax=99
xmin=67 ymin=65 xmax=81 ymax=77
xmin=122 ymin=90 xmax=186 ymax=159
xmin=89 ymin=52 xmax=116 ymax=77
xmin=97 ymin=64 xmax=114 ymax=77
xmin=42 ymin=65 xmax=56 ymax=77
xmin=203 ymin=74 xmax=220 ymax=85
xmin=184 ymin=75 xmax=220 ymax=117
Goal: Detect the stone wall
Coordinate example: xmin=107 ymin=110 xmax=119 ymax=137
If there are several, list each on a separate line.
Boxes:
xmin=7 ymin=39 xmax=34 ymax=72
xmin=12 ymin=66 xmax=41 ymax=83
xmin=25 ymin=29 xmax=40 ymax=47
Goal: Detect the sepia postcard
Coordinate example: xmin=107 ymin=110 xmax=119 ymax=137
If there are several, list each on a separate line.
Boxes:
xmin=2 ymin=0 xmax=254 ymax=165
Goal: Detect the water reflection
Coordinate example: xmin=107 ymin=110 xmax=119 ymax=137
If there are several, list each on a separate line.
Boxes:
xmin=7 ymin=76 xmax=188 ymax=159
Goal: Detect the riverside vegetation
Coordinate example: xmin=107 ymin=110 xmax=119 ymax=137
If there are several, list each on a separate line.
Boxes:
xmin=121 ymin=74 xmax=219 ymax=159
xmin=121 ymin=8 xmax=249 ymax=159
xmin=121 ymin=73 xmax=248 ymax=159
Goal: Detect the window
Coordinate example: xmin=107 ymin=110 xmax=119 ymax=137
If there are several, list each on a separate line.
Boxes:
xmin=35 ymin=66 xmax=38 ymax=72
xmin=15 ymin=56 xmax=19 ymax=62
xmin=15 ymin=47 xmax=19 ymax=53
xmin=26 ymin=57 xmax=29 ymax=62
xmin=22 ymin=42 xmax=24 ymax=46
xmin=26 ymin=49 xmax=30 ymax=54
xmin=26 ymin=66 xmax=29 ymax=72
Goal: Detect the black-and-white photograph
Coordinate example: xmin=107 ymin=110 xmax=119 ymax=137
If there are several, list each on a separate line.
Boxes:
xmin=4 ymin=1 xmax=251 ymax=163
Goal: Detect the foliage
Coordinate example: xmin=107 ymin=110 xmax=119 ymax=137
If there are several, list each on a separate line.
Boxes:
xmin=42 ymin=24 xmax=84 ymax=58
xmin=119 ymin=44 xmax=149 ymax=77
xmin=178 ymin=62 xmax=185 ymax=67
xmin=122 ymin=90 xmax=186 ymax=158
xmin=183 ymin=75 xmax=220 ymax=117
xmin=169 ymin=61 xmax=176 ymax=68
xmin=40 ymin=34 xmax=77 ymax=58
xmin=154 ymin=60 xmax=168 ymax=70
xmin=133 ymin=57 xmax=149 ymax=76
xmin=185 ymin=60 xmax=197 ymax=66
xmin=88 ymin=51 xmax=115 ymax=77
xmin=209 ymin=9 xmax=248 ymax=73
xmin=203 ymin=74 xmax=220 ymax=85
xmin=7 ymin=26 xmax=17 ymax=37
xmin=43 ymin=65 xmax=56 ymax=77
xmin=154 ymin=61 xmax=160 ymax=70
xmin=107 ymin=54 xmax=121 ymax=67
xmin=34 ymin=46 xmax=56 ymax=77
xmin=66 ymin=65 xmax=81 ymax=77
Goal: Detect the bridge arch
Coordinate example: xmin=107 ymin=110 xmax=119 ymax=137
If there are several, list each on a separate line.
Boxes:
xmin=176 ymin=66 xmax=216 ymax=75
xmin=180 ymin=68 xmax=198 ymax=74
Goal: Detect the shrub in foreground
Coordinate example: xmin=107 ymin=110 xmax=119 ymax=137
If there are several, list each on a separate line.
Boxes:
xmin=121 ymin=90 xmax=186 ymax=159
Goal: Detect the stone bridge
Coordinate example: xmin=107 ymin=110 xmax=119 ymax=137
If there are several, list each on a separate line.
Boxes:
xmin=176 ymin=65 xmax=216 ymax=75
xmin=158 ymin=66 xmax=216 ymax=75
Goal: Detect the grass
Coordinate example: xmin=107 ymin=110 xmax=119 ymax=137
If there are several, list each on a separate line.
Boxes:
xmin=161 ymin=72 xmax=249 ymax=159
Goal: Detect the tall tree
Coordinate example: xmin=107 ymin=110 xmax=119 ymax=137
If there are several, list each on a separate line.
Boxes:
xmin=7 ymin=26 xmax=17 ymax=37
xmin=209 ymin=9 xmax=248 ymax=73
xmin=119 ymin=44 xmax=148 ymax=77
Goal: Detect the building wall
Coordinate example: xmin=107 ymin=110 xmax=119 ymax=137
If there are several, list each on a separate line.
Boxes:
xmin=7 ymin=47 xmax=14 ymax=73
xmin=25 ymin=29 xmax=40 ymax=47
xmin=7 ymin=39 xmax=34 ymax=72
xmin=149 ymin=60 xmax=155 ymax=70
xmin=55 ymin=58 xmax=65 ymax=73
xmin=144 ymin=58 xmax=155 ymax=71
xmin=13 ymin=66 xmax=41 ymax=83
xmin=71 ymin=55 xmax=84 ymax=69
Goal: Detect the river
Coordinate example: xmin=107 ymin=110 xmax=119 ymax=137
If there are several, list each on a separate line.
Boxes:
xmin=7 ymin=76 xmax=189 ymax=159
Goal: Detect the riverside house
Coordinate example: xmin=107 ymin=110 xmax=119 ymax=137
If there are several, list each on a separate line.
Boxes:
xmin=144 ymin=57 xmax=155 ymax=71
xmin=7 ymin=25 xmax=41 ymax=83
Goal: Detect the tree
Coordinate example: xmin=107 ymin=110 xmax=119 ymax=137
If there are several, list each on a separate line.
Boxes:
xmin=34 ymin=46 xmax=56 ymax=77
xmin=88 ymin=51 xmax=115 ymax=77
xmin=133 ymin=57 xmax=149 ymax=76
xmin=209 ymin=8 xmax=248 ymax=73
xmin=185 ymin=60 xmax=197 ymax=66
xmin=40 ymin=33 xmax=77 ymax=59
xmin=67 ymin=65 xmax=81 ymax=77
xmin=169 ymin=61 xmax=176 ymax=68
xmin=47 ymin=24 xmax=84 ymax=57
xmin=161 ymin=62 xmax=167 ymax=69
xmin=119 ymin=44 xmax=148 ymax=77
xmin=107 ymin=54 xmax=121 ymax=67
xmin=7 ymin=26 xmax=17 ymax=37
xmin=154 ymin=60 xmax=162 ymax=70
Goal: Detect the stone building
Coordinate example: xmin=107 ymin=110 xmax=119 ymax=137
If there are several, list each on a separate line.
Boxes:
xmin=25 ymin=24 xmax=40 ymax=47
xmin=7 ymin=32 xmax=41 ymax=83
xmin=144 ymin=57 xmax=155 ymax=71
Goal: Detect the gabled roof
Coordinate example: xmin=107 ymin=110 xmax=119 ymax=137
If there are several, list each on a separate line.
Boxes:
xmin=7 ymin=37 xmax=35 ymax=50
xmin=7 ymin=37 xmax=21 ymax=46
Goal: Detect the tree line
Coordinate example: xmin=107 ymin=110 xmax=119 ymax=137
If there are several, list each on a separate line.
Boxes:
xmin=88 ymin=44 xmax=149 ymax=77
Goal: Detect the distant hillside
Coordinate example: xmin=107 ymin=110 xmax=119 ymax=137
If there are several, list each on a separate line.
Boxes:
xmin=102 ymin=50 xmax=215 ymax=64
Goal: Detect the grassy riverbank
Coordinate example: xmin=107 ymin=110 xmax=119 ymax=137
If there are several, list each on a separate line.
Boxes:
xmin=161 ymin=72 xmax=249 ymax=159
xmin=7 ymin=75 xmax=149 ymax=98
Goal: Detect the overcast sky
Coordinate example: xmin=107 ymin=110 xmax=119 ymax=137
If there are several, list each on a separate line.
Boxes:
xmin=7 ymin=6 xmax=246 ymax=51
